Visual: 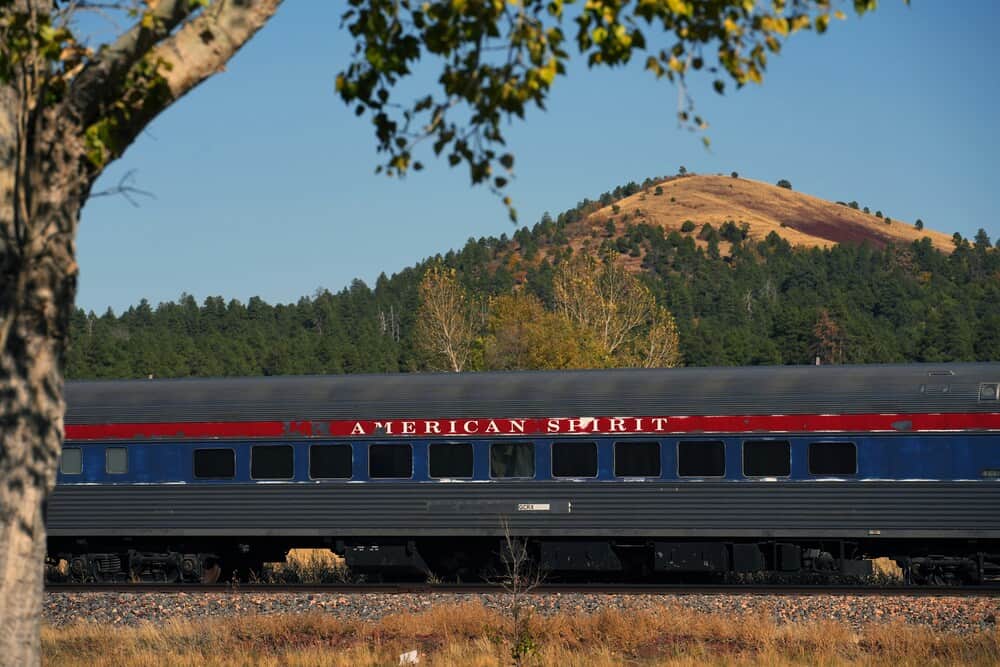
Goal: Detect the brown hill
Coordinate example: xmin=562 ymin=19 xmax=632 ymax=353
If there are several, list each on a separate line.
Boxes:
xmin=573 ymin=174 xmax=953 ymax=255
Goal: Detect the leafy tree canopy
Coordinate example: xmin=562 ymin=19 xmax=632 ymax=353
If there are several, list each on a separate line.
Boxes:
xmin=335 ymin=0 xmax=885 ymax=218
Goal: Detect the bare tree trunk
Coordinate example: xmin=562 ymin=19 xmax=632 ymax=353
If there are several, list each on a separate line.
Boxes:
xmin=0 ymin=97 xmax=84 ymax=665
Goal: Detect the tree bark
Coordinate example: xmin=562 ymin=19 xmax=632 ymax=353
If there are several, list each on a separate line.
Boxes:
xmin=0 ymin=3 xmax=281 ymax=662
xmin=0 ymin=100 xmax=85 ymax=665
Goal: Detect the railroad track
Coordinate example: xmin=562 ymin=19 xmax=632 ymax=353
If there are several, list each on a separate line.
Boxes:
xmin=45 ymin=582 xmax=1000 ymax=596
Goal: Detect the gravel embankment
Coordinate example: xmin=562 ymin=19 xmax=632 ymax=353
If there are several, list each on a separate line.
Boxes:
xmin=43 ymin=592 xmax=1000 ymax=634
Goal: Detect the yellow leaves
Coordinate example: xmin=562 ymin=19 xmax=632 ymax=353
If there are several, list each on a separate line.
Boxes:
xmin=613 ymin=24 xmax=632 ymax=48
xmin=666 ymin=0 xmax=693 ymax=17
xmin=538 ymin=57 xmax=558 ymax=85
xmin=140 ymin=12 xmax=155 ymax=30
xmin=760 ymin=15 xmax=789 ymax=36
xmin=392 ymin=154 xmax=410 ymax=171
xmin=723 ymin=16 xmax=742 ymax=36
xmin=790 ymin=14 xmax=812 ymax=32
xmin=485 ymin=293 xmax=605 ymax=370
xmin=668 ymin=55 xmax=685 ymax=73
xmin=415 ymin=264 xmax=477 ymax=372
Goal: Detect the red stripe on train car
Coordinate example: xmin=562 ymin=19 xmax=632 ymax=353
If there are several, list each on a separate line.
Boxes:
xmin=64 ymin=413 xmax=1000 ymax=441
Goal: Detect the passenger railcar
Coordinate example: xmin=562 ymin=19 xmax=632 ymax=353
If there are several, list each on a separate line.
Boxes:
xmin=48 ymin=364 xmax=1000 ymax=584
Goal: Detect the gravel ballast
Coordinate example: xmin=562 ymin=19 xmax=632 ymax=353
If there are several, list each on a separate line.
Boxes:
xmin=43 ymin=591 xmax=1000 ymax=634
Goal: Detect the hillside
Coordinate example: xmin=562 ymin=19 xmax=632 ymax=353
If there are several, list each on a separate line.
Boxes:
xmin=571 ymin=175 xmax=954 ymax=255
xmin=65 ymin=173 xmax=999 ymax=378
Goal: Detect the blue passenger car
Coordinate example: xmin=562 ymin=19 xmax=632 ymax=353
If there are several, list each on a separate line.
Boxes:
xmin=48 ymin=363 xmax=1000 ymax=584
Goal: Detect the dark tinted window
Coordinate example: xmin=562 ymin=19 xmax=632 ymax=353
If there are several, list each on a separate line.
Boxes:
xmin=678 ymin=441 xmax=725 ymax=477
xmin=61 ymin=448 xmax=82 ymax=475
xmin=429 ymin=443 xmax=473 ymax=478
xmin=106 ymin=448 xmax=127 ymax=474
xmin=743 ymin=441 xmax=790 ymax=477
xmin=552 ymin=442 xmax=597 ymax=478
xmin=490 ymin=442 xmax=534 ymax=478
xmin=614 ymin=441 xmax=660 ymax=477
xmin=251 ymin=445 xmax=293 ymax=479
xmin=310 ymin=445 xmax=352 ymax=479
xmin=369 ymin=444 xmax=412 ymax=478
xmin=809 ymin=442 xmax=857 ymax=475
xmin=194 ymin=449 xmax=235 ymax=479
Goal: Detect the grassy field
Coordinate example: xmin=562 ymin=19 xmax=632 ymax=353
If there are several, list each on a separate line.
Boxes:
xmin=43 ymin=600 xmax=999 ymax=666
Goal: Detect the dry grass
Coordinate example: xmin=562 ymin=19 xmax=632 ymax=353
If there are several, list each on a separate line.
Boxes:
xmin=871 ymin=557 xmax=904 ymax=580
xmin=263 ymin=549 xmax=349 ymax=583
xmin=43 ymin=601 xmax=999 ymax=666
xmin=575 ymin=175 xmax=955 ymax=257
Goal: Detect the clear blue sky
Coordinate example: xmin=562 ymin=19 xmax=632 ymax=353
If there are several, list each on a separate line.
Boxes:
xmin=77 ymin=1 xmax=1000 ymax=314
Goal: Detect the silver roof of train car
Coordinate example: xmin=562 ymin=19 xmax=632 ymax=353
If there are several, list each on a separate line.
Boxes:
xmin=64 ymin=363 xmax=1000 ymax=424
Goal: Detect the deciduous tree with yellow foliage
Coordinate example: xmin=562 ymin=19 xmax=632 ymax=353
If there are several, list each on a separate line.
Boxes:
xmin=553 ymin=254 xmax=681 ymax=368
xmin=414 ymin=264 xmax=478 ymax=371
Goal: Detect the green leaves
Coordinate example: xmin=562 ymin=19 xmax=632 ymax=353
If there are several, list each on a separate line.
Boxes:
xmin=334 ymin=0 xmax=892 ymax=219
xmin=0 ymin=7 xmax=79 ymax=87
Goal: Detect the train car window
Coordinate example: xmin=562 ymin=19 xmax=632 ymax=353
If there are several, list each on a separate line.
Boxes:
xmin=105 ymin=447 xmax=127 ymax=475
xmin=251 ymin=445 xmax=294 ymax=479
xmin=678 ymin=441 xmax=725 ymax=477
xmin=60 ymin=448 xmax=82 ymax=475
xmin=429 ymin=443 xmax=473 ymax=479
xmin=310 ymin=444 xmax=352 ymax=479
xmin=808 ymin=442 xmax=857 ymax=475
xmin=369 ymin=444 xmax=412 ymax=479
xmin=552 ymin=442 xmax=597 ymax=478
xmin=194 ymin=449 xmax=236 ymax=479
xmin=742 ymin=441 xmax=790 ymax=477
xmin=614 ymin=441 xmax=660 ymax=477
xmin=490 ymin=442 xmax=534 ymax=478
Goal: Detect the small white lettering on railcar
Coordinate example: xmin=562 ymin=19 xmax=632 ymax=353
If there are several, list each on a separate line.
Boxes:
xmin=517 ymin=503 xmax=550 ymax=512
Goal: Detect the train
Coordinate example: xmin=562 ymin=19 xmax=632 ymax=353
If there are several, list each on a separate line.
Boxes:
xmin=47 ymin=363 xmax=1000 ymax=585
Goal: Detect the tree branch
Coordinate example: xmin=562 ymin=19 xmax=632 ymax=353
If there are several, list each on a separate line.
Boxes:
xmin=67 ymin=0 xmax=199 ymax=128
xmin=105 ymin=0 xmax=281 ymax=158
xmin=89 ymin=168 xmax=154 ymax=207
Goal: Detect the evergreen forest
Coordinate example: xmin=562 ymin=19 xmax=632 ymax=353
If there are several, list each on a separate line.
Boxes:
xmin=67 ymin=184 xmax=1000 ymax=379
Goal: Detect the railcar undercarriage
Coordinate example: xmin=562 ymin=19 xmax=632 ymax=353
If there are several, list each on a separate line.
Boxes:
xmin=46 ymin=537 xmax=1000 ymax=586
